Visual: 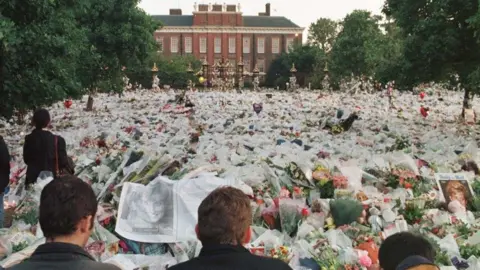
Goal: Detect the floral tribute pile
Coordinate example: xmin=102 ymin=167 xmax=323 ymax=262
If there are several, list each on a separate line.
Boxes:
xmin=1 ymin=89 xmax=480 ymax=269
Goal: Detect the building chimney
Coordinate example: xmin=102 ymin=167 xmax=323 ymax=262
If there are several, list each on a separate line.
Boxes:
xmin=258 ymin=3 xmax=271 ymax=16
xmin=169 ymin=9 xmax=182 ymax=15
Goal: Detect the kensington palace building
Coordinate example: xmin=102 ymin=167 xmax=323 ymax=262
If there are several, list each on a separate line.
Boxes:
xmin=152 ymin=3 xmax=304 ymax=75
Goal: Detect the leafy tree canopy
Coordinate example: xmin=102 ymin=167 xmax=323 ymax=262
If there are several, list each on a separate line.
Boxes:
xmin=265 ymin=44 xmax=325 ymax=89
xmin=308 ymin=18 xmax=339 ymax=52
xmin=329 ymin=10 xmax=384 ymax=81
xmin=384 ymin=0 xmax=480 ymax=94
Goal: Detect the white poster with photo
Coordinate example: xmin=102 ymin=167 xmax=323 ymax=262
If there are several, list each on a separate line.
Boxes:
xmin=434 ymin=173 xmax=474 ymax=208
xmin=115 ymin=174 xmax=236 ymax=243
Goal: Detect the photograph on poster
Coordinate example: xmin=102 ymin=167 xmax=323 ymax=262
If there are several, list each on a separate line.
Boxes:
xmin=435 ymin=173 xmax=474 ymax=208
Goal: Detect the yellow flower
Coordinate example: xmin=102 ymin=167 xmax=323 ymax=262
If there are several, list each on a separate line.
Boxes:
xmin=322 ymin=267 xmax=327 ymax=270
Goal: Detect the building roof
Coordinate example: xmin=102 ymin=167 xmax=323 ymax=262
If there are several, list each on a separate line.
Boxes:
xmin=152 ymin=15 xmax=194 ymax=27
xmin=243 ymin=16 xmax=300 ymax=28
xmin=151 ymin=15 xmax=301 ymax=28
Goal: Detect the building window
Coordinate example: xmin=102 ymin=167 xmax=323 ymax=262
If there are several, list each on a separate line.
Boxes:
xmin=156 ymin=37 xmax=163 ymax=52
xmin=286 ymin=38 xmax=294 ymax=53
xmin=200 ymin=37 xmax=207 ymax=53
xmin=272 ymin=37 xmax=280 ymax=54
xmin=214 ymin=37 xmax=221 ymax=53
xmin=185 ymin=37 xmax=192 ymax=53
xmin=243 ymin=37 xmax=250 ymax=53
xmin=257 ymin=37 xmax=265 ymax=54
xmin=257 ymin=59 xmax=265 ymax=72
xmin=228 ymin=37 xmax=236 ymax=54
xmin=171 ymin=37 xmax=179 ymax=53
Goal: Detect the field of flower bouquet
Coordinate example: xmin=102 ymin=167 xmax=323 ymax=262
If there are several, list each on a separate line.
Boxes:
xmin=1 ymin=88 xmax=480 ymax=269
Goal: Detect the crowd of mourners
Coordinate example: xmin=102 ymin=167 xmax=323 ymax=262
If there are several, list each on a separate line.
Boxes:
xmin=0 ymin=109 xmax=440 ymax=270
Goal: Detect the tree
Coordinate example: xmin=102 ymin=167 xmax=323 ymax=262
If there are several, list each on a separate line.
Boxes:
xmin=367 ymin=20 xmax=406 ymax=85
xmin=329 ymin=10 xmax=384 ymax=83
xmin=308 ymin=18 xmax=339 ymax=52
xmin=265 ymin=44 xmax=325 ymax=89
xmin=0 ymin=0 xmax=89 ymax=119
xmin=384 ymin=0 xmax=480 ymax=111
xmin=76 ymin=0 xmax=160 ymax=110
xmin=153 ymin=54 xmax=202 ymax=89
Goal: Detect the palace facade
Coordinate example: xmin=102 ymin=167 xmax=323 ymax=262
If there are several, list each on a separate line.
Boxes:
xmin=152 ymin=3 xmax=304 ymax=75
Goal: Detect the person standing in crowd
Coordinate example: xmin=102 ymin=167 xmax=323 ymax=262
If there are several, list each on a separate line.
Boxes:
xmin=169 ymin=186 xmax=292 ymax=270
xmin=379 ymin=232 xmax=439 ymax=270
xmin=23 ymin=109 xmax=69 ymax=187
xmin=0 ymin=135 xmax=10 ymax=228
xmin=10 ymin=176 xmax=120 ymax=270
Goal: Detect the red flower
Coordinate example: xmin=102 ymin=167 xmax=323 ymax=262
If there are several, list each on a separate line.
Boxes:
xmin=404 ymin=182 xmax=413 ymax=189
xmin=293 ymin=186 xmax=302 ymax=195
xmin=97 ymin=140 xmax=107 ymax=148
xmin=95 ymin=158 xmax=101 ymax=165
xmin=118 ymin=240 xmax=129 ymax=252
xmin=262 ymin=213 xmax=277 ymax=229
xmin=301 ymin=208 xmax=309 ymax=217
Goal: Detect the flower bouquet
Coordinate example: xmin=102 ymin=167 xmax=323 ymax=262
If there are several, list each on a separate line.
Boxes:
xmin=278 ymin=199 xmax=304 ymax=236
xmin=385 ymin=168 xmax=417 ymax=189
xmin=285 ymin=162 xmax=313 ymax=187
xmin=269 ymin=245 xmax=292 ymax=263
xmin=312 ymin=165 xmax=335 ymax=199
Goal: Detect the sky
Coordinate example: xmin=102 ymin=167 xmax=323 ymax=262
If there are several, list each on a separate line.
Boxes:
xmin=139 ymin=0 xmax=385 ymax=38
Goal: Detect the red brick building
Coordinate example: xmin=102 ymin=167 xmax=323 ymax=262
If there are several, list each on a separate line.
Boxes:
xmin=152 ymin=3 xmax=304 ymax=75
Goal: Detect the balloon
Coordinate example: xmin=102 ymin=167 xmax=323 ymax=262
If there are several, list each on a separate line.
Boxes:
xmin=199 ymin=77 xmax=205 ymax=83
xmin=253 ymin=103 xmax=263 ymax=115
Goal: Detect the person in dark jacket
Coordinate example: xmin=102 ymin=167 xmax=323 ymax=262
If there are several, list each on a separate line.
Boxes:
xmin=168 ymin=186 xmax=292 ymax=270
xmin=9 ymin=175 xmax=120 ymax=270
xmin=0 ymin=135 xmax=10 ymax=228
xmin=379 ymin=232 xmax=438 ymax=270
xmin=23 ymin=109 xmax=68 ymax=187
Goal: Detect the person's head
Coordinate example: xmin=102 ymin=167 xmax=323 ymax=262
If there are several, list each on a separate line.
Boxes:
xmin=32 ymin=108 xmax=51 ymax=129
xmin=39 ymin=175 xmax=97 ymax=247
xmin=445 ymin=180 xmax=467 ymax=207
xmin=196 ymin=186 xmax=252 ymax=246
xmin=379 ymin=232 xmax=436 ymax=270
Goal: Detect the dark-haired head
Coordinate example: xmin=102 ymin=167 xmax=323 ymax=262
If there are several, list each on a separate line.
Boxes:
xmin=39 ymin=175 xmax=97 ymax=247
xmin=379 ymin=232 xmax=436 ymax=270
xmin=32 ymin=109 xmax=51 ymax=129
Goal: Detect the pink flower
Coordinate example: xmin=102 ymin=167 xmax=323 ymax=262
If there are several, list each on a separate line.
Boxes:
xmin=359 ymin=254 xmax=372 ymax=267
xmin=279 ymin=187 xmax=290 ymax=198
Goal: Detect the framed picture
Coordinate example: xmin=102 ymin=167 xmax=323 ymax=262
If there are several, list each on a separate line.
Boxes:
xmin=434 ymin=173 xmax=474 ymax=209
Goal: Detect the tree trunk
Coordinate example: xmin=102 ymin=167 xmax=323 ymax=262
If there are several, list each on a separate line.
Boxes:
xmin=461 ymin=88 xmax=471 ymax=119
xmin=86 ymin=95 xmax=94 ymax=111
